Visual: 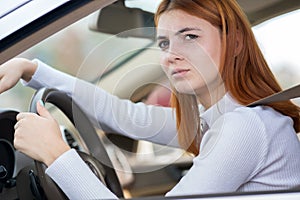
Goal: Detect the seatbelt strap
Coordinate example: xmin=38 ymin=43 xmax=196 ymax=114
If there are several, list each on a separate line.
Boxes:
xmin=248 ymin=84 xmax=300 ymax=107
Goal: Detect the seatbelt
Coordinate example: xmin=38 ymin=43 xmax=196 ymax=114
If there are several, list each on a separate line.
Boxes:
xmin=248 ymin=84 xmax=300 ymax=107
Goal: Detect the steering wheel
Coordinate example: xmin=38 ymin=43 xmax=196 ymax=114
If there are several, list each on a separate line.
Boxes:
xmin=0 ymin=110 xmax=18 ymax=189
xmin=29 ymin=88 xmax=123 ymax=199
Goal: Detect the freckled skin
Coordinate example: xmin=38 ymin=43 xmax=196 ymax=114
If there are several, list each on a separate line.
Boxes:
xmin=157 ymin=10 xmax=224 ymax=107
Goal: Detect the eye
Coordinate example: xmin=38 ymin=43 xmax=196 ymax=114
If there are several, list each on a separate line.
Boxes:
xmin=158 ymin=40 xmax=169 ymax=50
xmin=185 ymin=34 xmax=199 ymax=40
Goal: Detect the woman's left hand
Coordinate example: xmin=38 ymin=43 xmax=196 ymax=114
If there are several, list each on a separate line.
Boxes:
xmin=14 ymin=100 xmax=70 ymax=166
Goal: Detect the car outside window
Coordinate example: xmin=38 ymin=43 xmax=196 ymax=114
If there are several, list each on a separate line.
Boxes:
xmin=0 ymin=8 xmax=299 ymax=115
xmin=253 ymin=9 xmax=300 ymax=105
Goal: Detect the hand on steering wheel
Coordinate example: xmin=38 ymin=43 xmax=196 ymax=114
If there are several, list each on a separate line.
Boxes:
xmin=28 ymin=88 xmax=123 ymax=199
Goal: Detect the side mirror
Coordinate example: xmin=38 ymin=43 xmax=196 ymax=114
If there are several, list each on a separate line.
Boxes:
xmin=88 ymin=1 xmax=156 ymax=39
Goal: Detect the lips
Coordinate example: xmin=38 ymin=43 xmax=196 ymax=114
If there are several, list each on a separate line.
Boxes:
xmin=171 ymin=68 xmax=190 ymax=76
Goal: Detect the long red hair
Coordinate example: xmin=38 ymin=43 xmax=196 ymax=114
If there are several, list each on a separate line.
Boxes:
xmin=155 ymin=0 xmax=300 ymax=155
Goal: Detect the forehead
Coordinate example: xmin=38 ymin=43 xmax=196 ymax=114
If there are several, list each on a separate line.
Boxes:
xmin=157 ymin=9 xmax=207 ymax=33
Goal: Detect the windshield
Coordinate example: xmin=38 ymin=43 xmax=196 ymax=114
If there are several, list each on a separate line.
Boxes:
xmin=0 ymin=0 xmax=69 ymax=40
xmin=0 ymin=3 xmax=299 ymax=113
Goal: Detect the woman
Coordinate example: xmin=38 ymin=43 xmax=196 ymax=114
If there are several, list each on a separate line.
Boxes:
xmin=1 ymin=0 xmax=300 ymax=199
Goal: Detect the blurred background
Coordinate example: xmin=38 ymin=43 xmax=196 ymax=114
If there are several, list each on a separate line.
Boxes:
xmin=0 ymin=7 xmax=299 ymax=111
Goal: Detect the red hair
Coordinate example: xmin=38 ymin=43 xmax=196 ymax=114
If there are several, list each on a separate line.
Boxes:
xmin=155 ymin=0 xmax=300 ymax=155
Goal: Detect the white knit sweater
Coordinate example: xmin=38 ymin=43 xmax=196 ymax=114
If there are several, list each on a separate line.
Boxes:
xmin=22 ymin=59 xmax=300 ymax=199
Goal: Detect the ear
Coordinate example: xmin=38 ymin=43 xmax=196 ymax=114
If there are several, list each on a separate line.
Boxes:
xmin=234 ymin=30 xmax=243 ymax=56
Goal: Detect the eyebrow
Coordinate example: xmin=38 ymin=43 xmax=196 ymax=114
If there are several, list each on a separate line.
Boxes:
xmin=156 ymin=27 xmax=202 ymax=40
xmin=176 ymin=27 xmax=202 ymax=35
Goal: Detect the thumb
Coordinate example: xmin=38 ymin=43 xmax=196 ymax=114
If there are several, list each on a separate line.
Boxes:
xmin=36 ymin=100 xmax=52 ymax=119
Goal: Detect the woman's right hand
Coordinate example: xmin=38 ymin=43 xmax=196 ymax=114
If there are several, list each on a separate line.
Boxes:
xmin=0 ymin=58 xmax=37 ymax=94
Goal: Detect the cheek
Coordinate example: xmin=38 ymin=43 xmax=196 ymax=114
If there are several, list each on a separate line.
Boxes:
xmin=159 ymin=52 xmax=166 ymax=66
xmin=205 ymin=37 xmax=222 ymax=70
xmin=189 ymin=49 xmax=215 ymax=73
xmin=190 ymin=42 xmax=221 ymax=76
xmin=206 ymin=48 xmax=221 ymax=71
xmin=159 ymin=53 xmax=169 ymax=73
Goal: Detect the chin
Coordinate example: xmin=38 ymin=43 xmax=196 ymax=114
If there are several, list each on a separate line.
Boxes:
xmin=173 ymin=84 xmax=199 ymax=95
xmin=172 ymin=76 xmax=209 ymax=94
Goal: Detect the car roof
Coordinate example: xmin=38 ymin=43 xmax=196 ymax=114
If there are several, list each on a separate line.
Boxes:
xmin=238 ymin=0 xmax=300 ymax=25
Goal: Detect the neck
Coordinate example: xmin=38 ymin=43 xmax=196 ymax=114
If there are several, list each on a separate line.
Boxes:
xmin=197 ymin=82 xmax=226 ymax=109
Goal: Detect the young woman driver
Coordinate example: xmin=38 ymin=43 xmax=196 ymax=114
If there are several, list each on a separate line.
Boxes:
xmin=1 ymin=0 xmax=300 ymax=199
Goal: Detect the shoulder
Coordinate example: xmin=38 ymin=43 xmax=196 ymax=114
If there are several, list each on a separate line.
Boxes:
xmin=199 ymin=106 xmax=268 ymax=158
xmin=214 ymin=105 xmax=295 ymax=146
xmin=214 ymin=106 xmax=267 ymax=134
xmin=226 ymin=105 xmax=294 ymax=136
xmin=203 ymin=106 xmax=269 ymax=153
xmin=200 ymin=104 xmax=294 ymax=157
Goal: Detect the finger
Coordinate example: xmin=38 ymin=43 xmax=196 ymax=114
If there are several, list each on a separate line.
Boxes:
xmin=16 ymin=112 xmax=33 ymax=121
xmin=13 ymin=137 xmax=21 ymax=151
xmin=36 ymin=100 xmax=53 ymax=119
xmin=13 ymin=123 xmax=24 ymax=150
xmin=13 ymin=133 xmax=24 ymax=152
xmin=14 ymin=121 xmax=20 ymax=130
xmin=0 ymin=76 xmax=14 ymax=94
xmin=16 ymin=113 xmax=25 ymax=121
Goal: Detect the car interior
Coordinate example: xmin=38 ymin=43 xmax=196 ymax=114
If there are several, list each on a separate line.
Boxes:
xmin=1 ymin=0 xmax=300 ymax=199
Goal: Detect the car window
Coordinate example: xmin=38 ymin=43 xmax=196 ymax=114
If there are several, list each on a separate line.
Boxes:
xmin=1 ymin=8 xmax=300 ymax=113
xmin=1 ymin=2 xmax=300 ymax=199
xmin=0 ymin=12 xmax=152 ymax=111
xmin=252 ymin=9 xmax=300 ymax=105
xmin=0 ymin=0 xmax=69 ymax=40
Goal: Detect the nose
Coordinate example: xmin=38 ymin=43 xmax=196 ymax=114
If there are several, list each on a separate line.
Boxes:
xmin=160 ymin=49 xmax=184 ymax=67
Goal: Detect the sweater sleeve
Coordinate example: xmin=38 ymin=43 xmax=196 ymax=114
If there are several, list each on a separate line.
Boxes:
xmin=166 ymin=107 xmax=268 ymax=196
xmin=46 ymin=149 xmax=118 ymax=200
xmin=23 ymin=59 xmax=179 ymax=147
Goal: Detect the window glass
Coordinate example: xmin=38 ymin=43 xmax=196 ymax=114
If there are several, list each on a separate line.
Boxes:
xmin=0 ymin=0 xmax=69 ymax=40
xmin=253 ymin=9 xmax=300 ymax=91
xmin=0 ymin=13 xmax=101 ymax=111
xmin=0 ymin=11 xmax=152 ymax=111
xmin=1 ymin=7 xmax=300 ymax=111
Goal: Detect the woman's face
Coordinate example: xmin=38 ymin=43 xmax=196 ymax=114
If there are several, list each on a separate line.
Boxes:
xmin=157 ymin=10 xmax=222 ymax=99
